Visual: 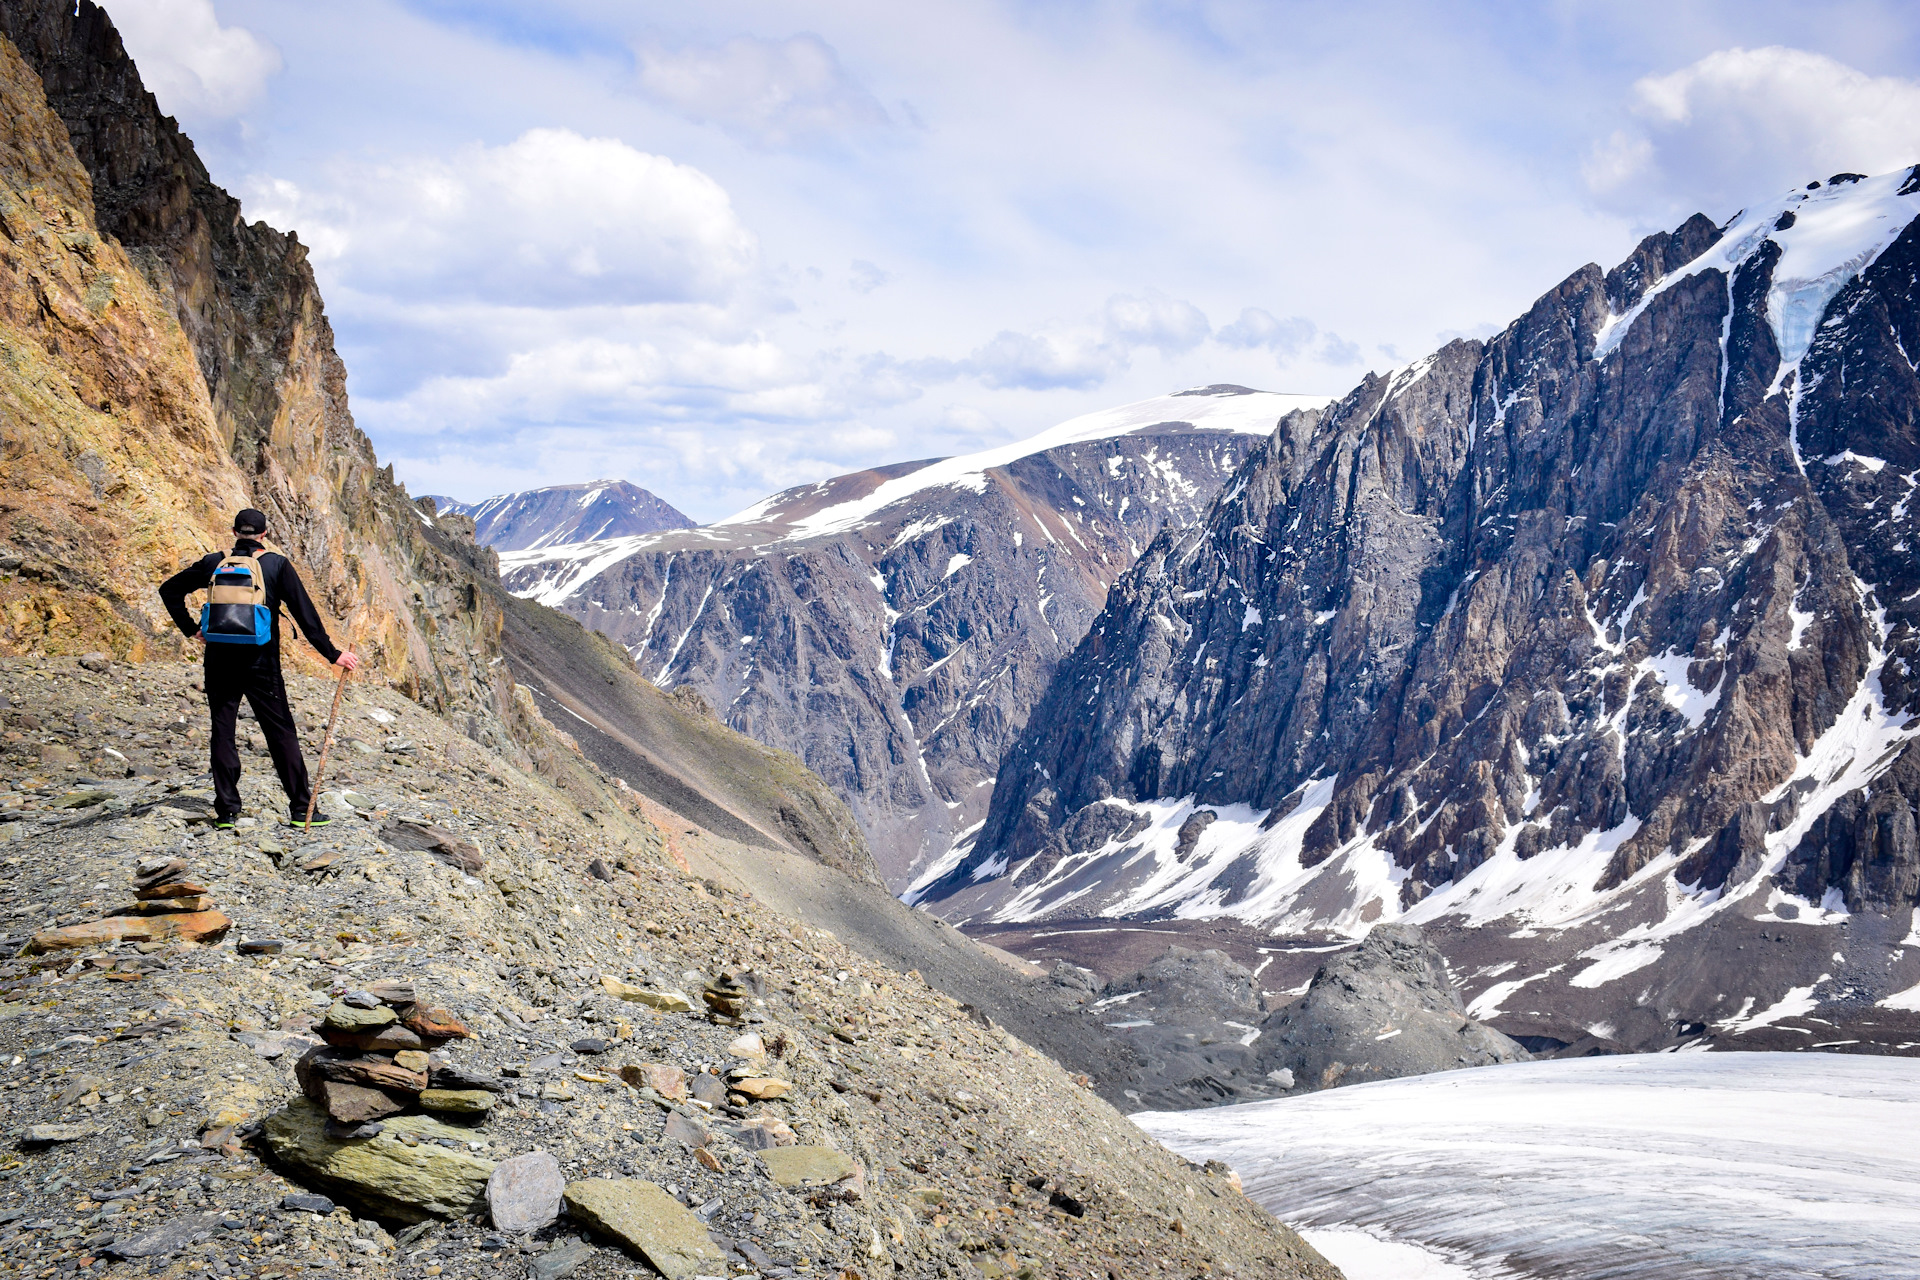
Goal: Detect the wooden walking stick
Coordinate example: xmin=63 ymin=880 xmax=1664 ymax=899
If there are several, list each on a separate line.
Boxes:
xmin=304 ymin=618 xmax=357 ymax=831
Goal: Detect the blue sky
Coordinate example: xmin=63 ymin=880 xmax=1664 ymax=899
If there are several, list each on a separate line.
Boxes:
xmin=106 ymin=0 xmax=1920 ymax=521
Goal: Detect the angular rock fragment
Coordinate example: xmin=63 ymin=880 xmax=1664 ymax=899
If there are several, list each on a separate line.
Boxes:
xmin=316 ymin=1080 xmax=410 ymax=1124
xmin=561 ymin=1179 xmax=727 ymax=1280
xmin=418 ymin=1088 xmax=494 ymax=1114
xmin=599 ymin=976 xmax=693 ymax=1011
xmin=323 ymin=1001 xmax=397 ymax=1032
xmin=104 ymin=1213 xmax=219 ymax=1258
xmin=760 ymin=1145 xmax=856 ymax=1187
xmin=26 ymin=910 xmax=230 ymax=951
xmin=401 ymin=1005 xmax=472 ymax=1040
xmin=18 ymin=1123 xmax=93 ymax=1146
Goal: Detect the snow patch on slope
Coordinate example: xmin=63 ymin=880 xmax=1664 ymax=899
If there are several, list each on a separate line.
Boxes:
xmin=716 ymin=388 xmax=1330 ymax=541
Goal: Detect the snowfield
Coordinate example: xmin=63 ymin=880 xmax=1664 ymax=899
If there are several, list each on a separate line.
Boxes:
xmin=1137 ymin=1053 xmax=1920 ymax=1280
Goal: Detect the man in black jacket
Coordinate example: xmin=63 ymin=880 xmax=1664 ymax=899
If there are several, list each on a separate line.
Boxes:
xmin=158 ymin=508 xmax=360 ymax=828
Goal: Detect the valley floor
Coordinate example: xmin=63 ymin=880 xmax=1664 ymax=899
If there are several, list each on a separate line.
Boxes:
xmin=1138 ymin=1052 xmax=1920 ymax=1279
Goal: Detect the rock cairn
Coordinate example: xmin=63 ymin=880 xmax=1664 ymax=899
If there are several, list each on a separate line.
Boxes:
xmin=25 ymin=855 xmax=231 ymax=953
xmin=293 ymin=983 xmax=484 ymax=1133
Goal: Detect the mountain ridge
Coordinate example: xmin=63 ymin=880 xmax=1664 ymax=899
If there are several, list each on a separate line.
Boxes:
xmin=921 ymin=169 xmax=1920 ymax=1059
xmin=426 ymin=480 xmax=694 ymax=553
xmin=501 ymin=387 xmax=1330 ymax=884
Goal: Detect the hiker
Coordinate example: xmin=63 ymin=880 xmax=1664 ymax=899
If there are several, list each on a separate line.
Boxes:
xmin=158 ymin=508 xmax=359 ymax=829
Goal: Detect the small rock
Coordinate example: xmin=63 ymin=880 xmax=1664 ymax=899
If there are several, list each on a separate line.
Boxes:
xmin=734 ymin=1115 xmax=796 ymax=1150
xmin=418 ymin=1089 xmax=495 ymax=1115
xmin=561 ymin=1179 xmax=728 ymax=1280
xmin=367 ymin=982 xmax=415 ymax=1006
xmin=569 ymin=1037 xmax=610 ymax=1055
xmin=341 ymin=990 xmax=382 ymax=1009
xmin=323 ymin=1002 xmax=397 ymax=1032
xmin=78 ymin=652 xmax=112 ymax=674
xmin=281 ymin=1193 xmax=335 ymax=1215
xmin=104 ymin=1213 xmax=219 ymax=1259
xmin=538 ymin=1082 xmax=575 ymax=1102
xmin=317 ymin=1080 xmax=410 ymax=1124
xmin=319 ymin=1025 xmax=428 ymax=1054
xmin=486 ymin=1151 xmax=564 ymax=1234
xmin=623 ymin=1063 xmax=686 ymax=1101
xmin=429 ymin=1064 xmax=505 ymax=1094
xmin=730 ymin=1076 xmax=792 ymax=1101
xmin=688 ymin=1073 xmax=727 ymax=1106
xmin=598 ymin=976 xmax=693 ymax=1012
xmin=586 ymin=859 xmax=614 ymax=882
xmin=726 ymin=1032 xmax=765 ymax=1058
xmin=532 ymin=1241 xmax=596 ymax=1280
xmin=237 ymin=939 xmax=286 ymax=955
xmin=401 ymin=1006 xmax=472 ymax=1040
xmin=760 ymin=1145 xmax=857 ymax=1188
xmin=661 ymin=1112 xmax=708 ymax=1149
xmin=394 ymin=1050 xmax=430 ymax=1073
xmin=19 ymin=1123 xmax=93 ymax=1147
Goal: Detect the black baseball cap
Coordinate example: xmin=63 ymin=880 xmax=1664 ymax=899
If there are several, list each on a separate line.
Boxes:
xmin=233 ymin=508 xmax=268 ymax=536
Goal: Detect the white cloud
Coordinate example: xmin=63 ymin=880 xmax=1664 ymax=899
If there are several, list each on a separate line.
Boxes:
xmin=1216 ymin=307 xmax=1315 ymax=358
xmin=1102 ymin=291 xmax=1210 ymax=353
xmin=1586 ymin=47 xmax=1920 ymax=220
xmin=634 ymin=32 xmax=890 ymax=147
xmin=247 ymin=129 xmax=756 ymax=308
xmin=1214 ymin=308 xmax=1363 ymax=366
xmin=104 ymin=0 xmax=280 ymax=121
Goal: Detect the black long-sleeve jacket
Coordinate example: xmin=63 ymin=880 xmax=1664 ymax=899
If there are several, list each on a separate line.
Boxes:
xmin=157 ymin=539 xmax=342 ymax=664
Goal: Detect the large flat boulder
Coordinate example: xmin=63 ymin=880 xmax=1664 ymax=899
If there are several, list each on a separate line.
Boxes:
xmin=261 ymin=1099 xmax=494 ymax=1223
xmin=561 ymin=1178 xmax=727 ymax=1280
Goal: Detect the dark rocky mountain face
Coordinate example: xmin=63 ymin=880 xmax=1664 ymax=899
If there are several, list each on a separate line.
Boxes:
xmin=928 ymin=171 xmax=1920 ymax=1058
xmin=501 ymin=390 xmax=1327 ymax=885
xmin=426 ymin=481 xmax=693 ymax=552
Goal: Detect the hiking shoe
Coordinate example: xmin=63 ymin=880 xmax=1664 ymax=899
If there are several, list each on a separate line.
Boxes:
xmin=213 ymin=814 xmax=238 ymax=830
xmin=289 ymin=811 xmax=332 ymax=829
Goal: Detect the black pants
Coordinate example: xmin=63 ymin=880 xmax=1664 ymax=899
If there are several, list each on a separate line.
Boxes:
xmin=206 ymin=651 xmax=311 ymax=819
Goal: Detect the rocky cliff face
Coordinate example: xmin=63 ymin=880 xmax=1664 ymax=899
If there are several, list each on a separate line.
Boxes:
xmin=426 ymin=481 xmax=694 ymax=553
xmin=503 ymin=389 xmax=1326 ymax=884
xmin=0 ymin=0 xmax=503 ymax=721
xmin=0 ymin=1 xmax=887 ymax=886
xmin=930 ymin=170 xmax=1920 ymax=1055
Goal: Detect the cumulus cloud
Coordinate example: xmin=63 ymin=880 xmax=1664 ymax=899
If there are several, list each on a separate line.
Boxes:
xmin=909 ymin=290 xmax=1215 ymax=391
xmin=247 ymin=129 xmax=756 ymax=308
xmin=1102 ymin=291 xmax=1210 ymax=353
xmin=1214 ymin=307 xmax=1362 ymax=366
xmin=634 ymin=33 xmax=890 ymax=147
xmin=1586 ymin=47 xmax=1920 ymax=220
xmin=105 ymin=0 xmax=280 ymax=121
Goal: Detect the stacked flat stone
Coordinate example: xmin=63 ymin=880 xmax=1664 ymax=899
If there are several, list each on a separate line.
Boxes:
xmin=701 ymin=972 xmax=750 ymax=1024
xmin=128 ymin=856 xmax=210 ymax=912
xmin=24 ymin=856 xmax=230 ymax=952
xmin=294 ymin=982 xmax=493 ymax=1133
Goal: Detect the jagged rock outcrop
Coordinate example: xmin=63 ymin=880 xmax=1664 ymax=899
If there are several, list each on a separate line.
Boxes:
xmin=0 ymin=0 xmax=504 ymax=719
xmin=503 ymin=390 xmax=1326 ymax=883
xmin=0 ymin=1 xmax=884 ymax=884
xmin=931 ymin=170 xmax=1920 ymax=1054
xmin=1255 ymin=924 xmax=1529 ymax=1093
xmin=426 ymin=481 xmax=694 ymax=552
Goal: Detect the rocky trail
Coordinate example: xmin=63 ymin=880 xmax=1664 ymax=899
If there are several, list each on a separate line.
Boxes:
xmin=0 ymin=654 xmax=1336 ymax=1280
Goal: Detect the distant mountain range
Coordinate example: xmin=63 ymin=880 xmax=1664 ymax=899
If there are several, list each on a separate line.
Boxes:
xmin=426 ymin=480 xmax=693 ymax=552
xmin=915 ymin=167 xmax=1920 ymax=1060
xmin=498 ymin=387 xmax=1329 ymax=884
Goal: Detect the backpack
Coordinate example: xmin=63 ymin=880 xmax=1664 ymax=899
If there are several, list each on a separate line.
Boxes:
xmin=199 ymin=549 xmax=274 ymax=645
